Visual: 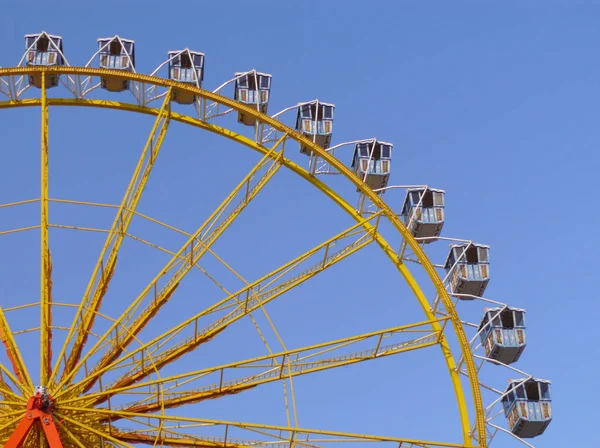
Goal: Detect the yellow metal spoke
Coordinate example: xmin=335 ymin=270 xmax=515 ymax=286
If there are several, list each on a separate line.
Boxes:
xmin=0 ymin=198 xmax=40 ymax=209
xmin=59 ymin=424 xmax=90 ymax=448
xmin=66 ymin=318 xmax=443 ymax=410
xmin=45 ymin=224 xmax=210 ymax=277
xmin=0 ymin=225 xmax=41 ymax=237
xmin=48 ymin=198 xmax=194 ymax=239
xmin=110 ymin=429 xmax=224 ymax=447
xmin=55 ymin=413 xmax=134 ymax=448
xmin=48 ymin=198 xmax=258 ymax=299
xmin=0 ymin=412 xmax=26 ymax=442
xmin=0 ymin=307 xmax=33 ymax=394
xmin=0 ymin=368 xmax=27 ymax=402
xmin=52 ymin=89 xmax=173 ymax=386
xmin=57 ymin=214 xmax=378 ymax=401
xmin=110 ymin=427 xmax=321 ymax=448
xmin=4 ymin=302 xmax=116 ymax=324
xmin=104 ymin=232 xmax=373 ymax=390
xmin=194 ymin=252 xmax=297 ymax=428
xmin=40 ymin=72 xmax=52 ymax=387
xmin=57 ymin=408 xmax=473 ymax=448
xmin=53 ymin=134 xmax=286 ymax=397
xmin=12 ymin=326 xmax=102 ymax=340
xmin=131 ymin=331 xmax=434 ymax=410
xmin=44 ymin=225 xmax=249 ymax=311
xmin=48 ymin=209 xmax=247 ymax=293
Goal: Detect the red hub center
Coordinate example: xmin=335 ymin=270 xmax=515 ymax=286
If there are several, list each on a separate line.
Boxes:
xmin=6 ymin=387 xmax=63 ymax=448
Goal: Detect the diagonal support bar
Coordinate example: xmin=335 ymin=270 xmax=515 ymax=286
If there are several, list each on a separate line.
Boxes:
xmin=56 ymin=213 xmax=378 ymax=400
xmin=58 ymin=425 xmax=87 ymax=448
xmin=56 ymin=408 xmax=473 ymax=448
xmin=69 ymin=319 xmax=443 ymax=411
xmin=0 ymin=308 xmax=33 ymax=394
xmin=52 ymin=88 xmax=173 ymax=385
xmin=53 ymin=413 xmax=133 ymax=448
xmin=100 ymin=235 xmax=375 ymax=394
xmin=110 ymin=429 xmax=311 ymax=448
xmin=53 ymin=134 xmax=287 ymax=396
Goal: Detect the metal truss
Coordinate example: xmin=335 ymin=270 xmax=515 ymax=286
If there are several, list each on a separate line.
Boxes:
xmin=51 ymin=89 xmax=174 ymax=385
xmin=0 ymin=66 xmax=497 ymax=447
xmin=40 ymin=74 xmax=52 ymax=388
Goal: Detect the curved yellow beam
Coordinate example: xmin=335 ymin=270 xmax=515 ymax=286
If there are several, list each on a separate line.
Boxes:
xmin=0 ymin=66 xmax=485 ymax=446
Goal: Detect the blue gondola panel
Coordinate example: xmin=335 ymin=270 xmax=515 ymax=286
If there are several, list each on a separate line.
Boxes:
xmin=503 ymin=378 xmax=552 ymax=438
xmin=400 ymin=188 xmax=445 ymax=241
xmin=295 ymin=100 xmax=334 ymax=155
xmin=479 ymin=307 xmax=526 ymax=365
xmin=24 ymin=32 xmax=65 ymax=88
xmin=444 ymin=243 xmax=490 ymax=297
xmin=234 ymin=71 xmax=271 ymax=126
xmin=168 ymin=49 xmax=205 ymax=104
xmin=98 ymin=36 xmax=135 ymax=92
xmin=351 ymin=139 xmax=392 ymax=191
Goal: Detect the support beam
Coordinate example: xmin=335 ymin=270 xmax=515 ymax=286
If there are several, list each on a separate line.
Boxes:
xmin=39 ymin=73 xmax=52 ymax=387
xmin=106 ymin=232 xmax=374 ymax=392
xmin=53 ymin=135 xmax=287 ymax=397
xmin=0 ymin=307 xmax=33 ymax=395
xmin=0 ymin=414 xmax=26 ymax=445
xmin=67 ymin=319 xmax=442 ymax=411
xmin=59 ymin=425 xmax=88 ymax=448
xmin=52 ymin=89 xmax=173 ymax=385
xmin=111 ymin=429 xmax=313 ymax=448
xmin=56 ymin=214 xmax=378 ymax=401
xmin=53 ymin=413 xmax=133 ymax=448
xmin=56 ymin=408 xmax=473 ymax=448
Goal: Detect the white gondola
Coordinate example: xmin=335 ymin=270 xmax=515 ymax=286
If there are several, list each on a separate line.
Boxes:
xmin=295 ymin=100 xmax=334 ymax=155
xmin=444 ymin=243 xmax=490 ymax=297
xmin=97 ymin=36 xmax=135 ymax=92
xmin=503 ymin=378 xmax=552 ymax=438
xmin=401 ymin=188 xmax=445 ymax=241
xmin=168 ymin=49 xmax=205 ymax=104
xmin=351 ymin=139 xmax=392 ymax=191
xmin=479 ymin=307 xmax=526 ymax=365
xmin=234 ymin=70 xmax=271 ymax=126
xmin=24 ymin=32 xmax=65 ymax=88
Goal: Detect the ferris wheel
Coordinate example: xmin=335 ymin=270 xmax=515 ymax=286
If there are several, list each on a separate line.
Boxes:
xmin=0 ymin=31 xmax=553 ymax=448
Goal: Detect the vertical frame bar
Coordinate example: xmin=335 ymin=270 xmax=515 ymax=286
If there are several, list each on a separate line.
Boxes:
xmin=40 ymin=72 xmax=52 ymax=387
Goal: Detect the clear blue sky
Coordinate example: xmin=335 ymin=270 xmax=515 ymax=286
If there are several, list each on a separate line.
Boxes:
xmin=0 ymin=1 xmax=595 ymax=447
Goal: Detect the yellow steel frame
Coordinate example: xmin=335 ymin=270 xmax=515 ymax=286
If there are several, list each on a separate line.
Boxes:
xmin=51 ymin=88 xmax=173 ymax=384
xmin=58 ymin=407 xmax=473 ymax=448
xmin=0 ymin=66 xmax=486 ymax=447
xmin=64 ymin=318 xmax=444 ymax=412
xmin=40 ymin=74 xmax=52 ymax=387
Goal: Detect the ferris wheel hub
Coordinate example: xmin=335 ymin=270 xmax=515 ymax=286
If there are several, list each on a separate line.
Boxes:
xmin=5 ymin=388 xmax=62 ymax=448
xmin=33 ymin=386 xmax=54 ymax=412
